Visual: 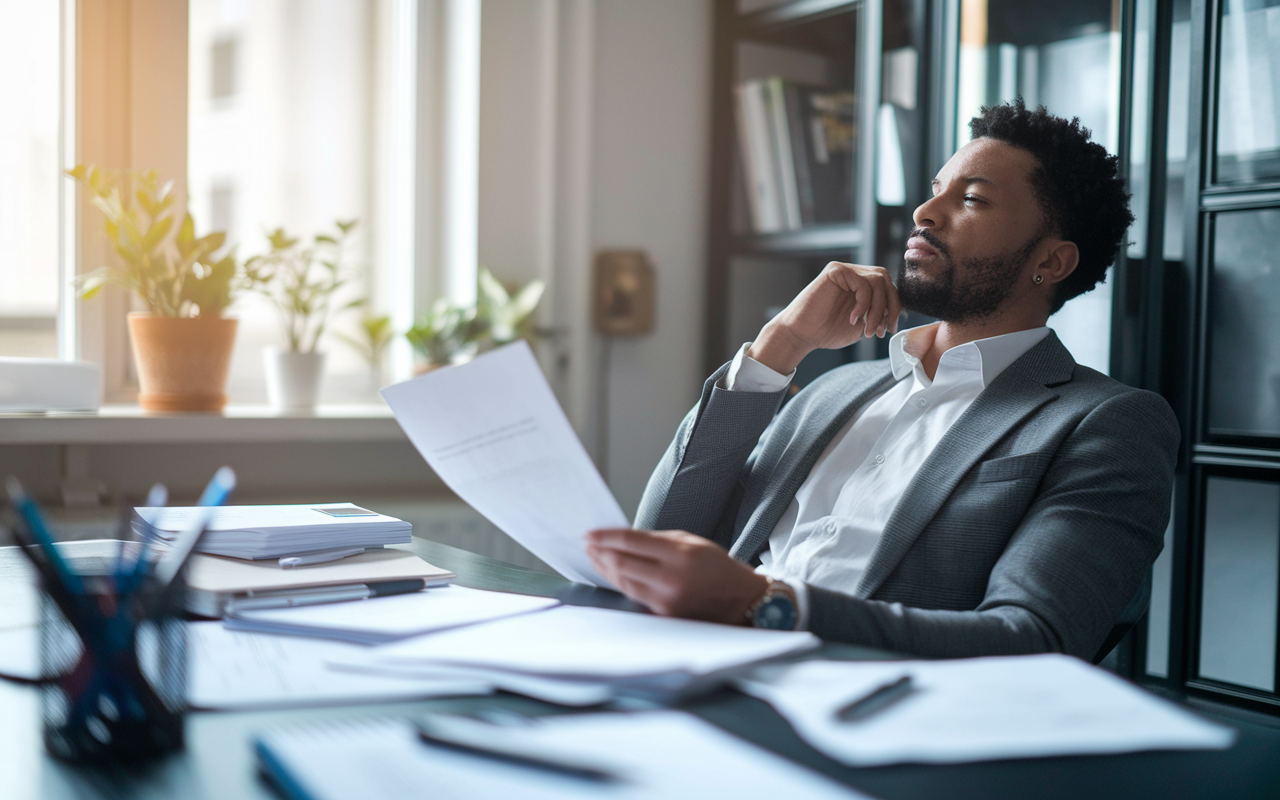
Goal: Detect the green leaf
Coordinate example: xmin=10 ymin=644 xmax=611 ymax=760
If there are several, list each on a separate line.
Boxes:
xmin=334 ymin=219 xmax=357 ymax=234
xmin=65 ymin=164 xmax=87 ymax=181
xmin=141 ymin=214 xmax=174 ymax=253
xmin=314 ymin=234 xmax=337 ymax=245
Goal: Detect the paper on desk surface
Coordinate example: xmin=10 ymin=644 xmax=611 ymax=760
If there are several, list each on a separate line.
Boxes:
xmin=225 ymin=584 xmax=560 ymax=644
xmin=737 ymin=655 xmax=1238 ymax=766
xmin=255 ymin=710 xmax=871 ymax=800
xmin=363 ymin=604 xmax=820 ymax=679
xmin=381 ymin=341 xmax=624 ymax=587
xmin=187 ymin=622 xmax=494 ymax=709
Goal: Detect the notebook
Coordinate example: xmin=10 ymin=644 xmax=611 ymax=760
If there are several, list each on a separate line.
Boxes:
xmin=134 ymin=503 xmax=413 ymax=560
xmin=185 ymin=549 xmax=454 ymax=617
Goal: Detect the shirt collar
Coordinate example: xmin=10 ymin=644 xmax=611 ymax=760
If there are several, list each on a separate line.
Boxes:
xmin=889 ymin=323 xmax=1051 ymax=387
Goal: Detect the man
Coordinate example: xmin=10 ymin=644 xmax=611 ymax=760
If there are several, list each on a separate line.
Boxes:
xmin=585 ymin=100 xmax=1178 ymax=662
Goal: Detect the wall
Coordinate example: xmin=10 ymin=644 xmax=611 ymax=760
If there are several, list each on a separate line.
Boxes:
xmin=478 ymin=0 xmax=713 ymax=519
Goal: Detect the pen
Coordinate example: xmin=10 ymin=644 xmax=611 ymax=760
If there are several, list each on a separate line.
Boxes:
xmin=278 ymin=546 xmax=366 ymax=568
xmin=415 ymin=715 xmax=621 ymax=784
xmin=6 ymin=477 xmax=83 ymax=594
xmin=152 ymin=466 xmax=237 ymax=587
xmin=226 ymin=578 xmax=427 ymax=613
xmin=833 ymin=674 xmax=915 ymax=722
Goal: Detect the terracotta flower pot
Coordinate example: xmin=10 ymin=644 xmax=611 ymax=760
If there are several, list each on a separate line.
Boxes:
xmin=127 ymin=313 xmax=238 ymax=412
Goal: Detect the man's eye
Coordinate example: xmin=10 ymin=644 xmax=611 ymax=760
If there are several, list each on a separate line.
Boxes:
xmin=963 ymin=195 xmax=980 ymax=205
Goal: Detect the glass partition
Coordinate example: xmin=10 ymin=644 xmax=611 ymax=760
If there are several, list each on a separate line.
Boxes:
xmin=1198 ymin=475 xmax=1280 ymax=692
xmin=1207 ymin=208 xmax=1280 ymax=442
xmin=1215 ymin=0 xmax=1280 ymax=185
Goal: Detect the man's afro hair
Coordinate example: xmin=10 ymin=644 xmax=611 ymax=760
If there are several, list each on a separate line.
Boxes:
xmin=969 ymin=99 xmax=1133 ymax=313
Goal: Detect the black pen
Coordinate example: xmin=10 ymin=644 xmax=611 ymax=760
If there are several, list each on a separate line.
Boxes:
xmin=833 ymin=674 xmax=915 ymax=722
xmin=415 ymin=716 xmax=621 ymax=784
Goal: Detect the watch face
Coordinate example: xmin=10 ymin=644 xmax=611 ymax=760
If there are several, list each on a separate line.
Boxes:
xmin=755 ymin=596 xmax=797 ymax=630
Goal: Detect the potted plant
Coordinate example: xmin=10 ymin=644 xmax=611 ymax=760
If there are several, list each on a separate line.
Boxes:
xmin=403 ymin=268 xmax=546 ymax=373
xmin=474 ymin=267 xmax=545 ymax=353
xmin=68 ymin=165 xmax=240 ymax=412
xmin=242 ymin=221 xmax=361 ymax=409
xmin=337 ymin=310 xmax=394 ymax=396
xmin=404 ymin=299 xmax=478 ymax=373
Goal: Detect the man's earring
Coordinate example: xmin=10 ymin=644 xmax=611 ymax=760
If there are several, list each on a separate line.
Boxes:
xmin=1033 ymin=274 xmax=1044 ymax=285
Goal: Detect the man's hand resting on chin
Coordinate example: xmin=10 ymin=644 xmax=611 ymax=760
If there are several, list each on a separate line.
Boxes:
xmin=586 ymin=528 xmax=769 ymax=625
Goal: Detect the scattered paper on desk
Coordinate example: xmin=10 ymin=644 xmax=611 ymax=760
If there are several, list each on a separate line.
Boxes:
xmin=254 ymin=710 xmax=871 ymax=800
xmin=0 ymin=625 xmax=37 ymax=681
xmin=381 ymin=342 xmax=624 ymax=587
xmin=226 ymin=584 xmax=560 ymax=645
xmin=358 ymin=605 xmax=820 ymax=698
xmin=187 ymin=623 xmax=494 ymax=709
xmin=736 ymin=655 xmax=1238 ymax=766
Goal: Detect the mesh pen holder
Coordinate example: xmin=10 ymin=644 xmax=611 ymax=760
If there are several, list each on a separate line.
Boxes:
xmin=38 ymin=570 xmax=187 ymax=762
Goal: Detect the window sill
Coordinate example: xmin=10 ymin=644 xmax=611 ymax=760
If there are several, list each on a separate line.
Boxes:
xmin=0 ymin=404 xmax=404 ymax=445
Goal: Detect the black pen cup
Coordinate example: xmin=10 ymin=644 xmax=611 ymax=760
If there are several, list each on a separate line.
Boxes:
xmin=38 ymin=570 xmax=187 ymax=762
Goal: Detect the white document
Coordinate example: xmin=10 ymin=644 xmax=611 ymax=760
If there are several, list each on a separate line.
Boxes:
xmin=225 ymin=584 xmax=560 ymax=645
xmin=737 ymin=655 xmax=1238 ymax=766
xmin=187 ymin=622 xmax=494 ymax=709
xmin=381 ymin=342 xmax=624 ymax=587
xmin=0 ymin=625 xmax=37 ymax=681
xmin=255 ymin=710 xmax=871 ymax=800
xmin=364 ymin=605 xmax=820 ymax=680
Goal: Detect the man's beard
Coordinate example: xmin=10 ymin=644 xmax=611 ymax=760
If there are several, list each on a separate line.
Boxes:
xmin=899 ymin=228 xmax=1042 ymax=324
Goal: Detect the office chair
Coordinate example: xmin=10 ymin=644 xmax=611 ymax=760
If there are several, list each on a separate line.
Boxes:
xmin=1091 ymin=570 xmax=1153 ymax=664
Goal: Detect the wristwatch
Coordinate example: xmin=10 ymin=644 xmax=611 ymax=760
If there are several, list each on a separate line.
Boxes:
xmin=746 ymin=577 xmax=798 ymax=630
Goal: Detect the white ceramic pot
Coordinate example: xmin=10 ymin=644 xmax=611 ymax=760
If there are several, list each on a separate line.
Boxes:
xmin=264 ymin=348 xmax=326 ymax=409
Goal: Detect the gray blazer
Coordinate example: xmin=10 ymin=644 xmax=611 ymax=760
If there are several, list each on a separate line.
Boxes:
xmin=635 ymin=332 xmax=1179 ymax=661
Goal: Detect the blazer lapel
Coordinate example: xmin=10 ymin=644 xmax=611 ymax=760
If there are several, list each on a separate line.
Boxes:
xmin=729 ymin=362 xmax=896 ymax=561
xmin=853 ymin=332 xmax=1076 ymax=598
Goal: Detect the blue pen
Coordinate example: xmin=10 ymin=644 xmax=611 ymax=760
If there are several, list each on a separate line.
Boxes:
xmin=152 ymin=466 xmax=237 ymax=588
xmin=122 ymin=483 xmax=168 ymax=590
xmin=6 ymin=477 xmax=83 ymax=594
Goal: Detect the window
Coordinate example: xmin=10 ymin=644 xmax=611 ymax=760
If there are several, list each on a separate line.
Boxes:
xmin=0 ymin=2 xmax=62 ymax=359
xmin=188 ymin=0 xmax=405 ymax=403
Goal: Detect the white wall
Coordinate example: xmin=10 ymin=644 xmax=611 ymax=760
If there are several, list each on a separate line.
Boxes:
xmin=478 ymin=0 xmax=712 ymax=518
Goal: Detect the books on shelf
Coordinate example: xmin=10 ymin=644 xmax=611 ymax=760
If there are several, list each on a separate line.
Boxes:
xmin=134 ymin=503 xmax=413 ymax=560
xmin=734 ymin=77 xmax=856 ymax=234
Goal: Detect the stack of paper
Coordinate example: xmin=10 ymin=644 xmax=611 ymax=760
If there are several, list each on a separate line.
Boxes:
xmin=225 ymin=585 xmax=560 ymax=645
xmin=347 ymin=605 xmax=820 ymax=700
xmin=134 ymin=504 xmax=412 ymax=559
xmin=736 ymin=655 xmax=1238 ymax=766
xmin=254 ymin=710 xmax=870 ymax=800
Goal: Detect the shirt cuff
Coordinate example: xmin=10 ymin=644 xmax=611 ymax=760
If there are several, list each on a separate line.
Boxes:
xmin=720 ymin=342 xmax=795 ymax=393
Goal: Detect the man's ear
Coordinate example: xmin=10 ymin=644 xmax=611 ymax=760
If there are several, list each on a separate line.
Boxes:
xmin=1039 ymin=240 xmax=1079 ymax=286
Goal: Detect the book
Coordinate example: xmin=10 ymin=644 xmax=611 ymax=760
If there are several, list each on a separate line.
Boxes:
xmin=734 ymin=79 xmax=785 ymax=233
xmin=765 ymin=77 xmax=802 ymax=230
xmin=134 ymin=503 xmax=413 ymax=560
xmin=799 ymin=86 xmax=857 ymax=224
xmin=735 ymin=78 xmax=857 ymax=231
xmin=184 ymin=548 xmax=455 ymax=617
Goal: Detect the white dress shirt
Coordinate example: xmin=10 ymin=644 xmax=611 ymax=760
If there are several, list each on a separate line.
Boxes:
xmin=723 ymin=323 xmax=1051 ymax=628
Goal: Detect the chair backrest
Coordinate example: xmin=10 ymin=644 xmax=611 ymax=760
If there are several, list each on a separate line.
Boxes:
xmin=1091 ymin=570 xmax=1153 ymax=664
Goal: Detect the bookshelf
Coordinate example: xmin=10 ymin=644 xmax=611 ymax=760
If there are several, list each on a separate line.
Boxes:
xmin=704 ymin=0 xmax=936 ymax=384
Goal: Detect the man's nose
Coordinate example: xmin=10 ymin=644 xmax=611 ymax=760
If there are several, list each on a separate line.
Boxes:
xmin=912 ymin=195 xmax=939 ymax=230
